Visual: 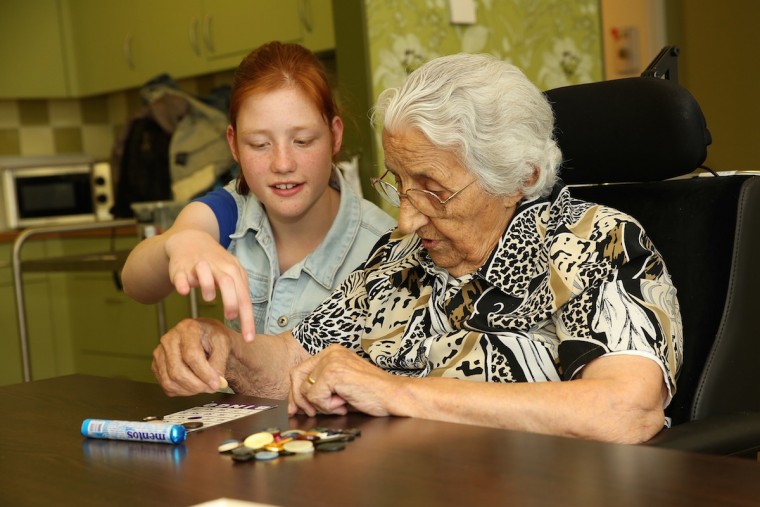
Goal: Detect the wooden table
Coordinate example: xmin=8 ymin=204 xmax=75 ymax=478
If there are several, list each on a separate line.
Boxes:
xmin=1 ymin=375 xmax=759 ymax=507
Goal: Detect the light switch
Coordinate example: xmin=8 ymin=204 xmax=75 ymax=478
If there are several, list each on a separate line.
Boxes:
xmin=449 ymin=0 xmax=476 ymax=25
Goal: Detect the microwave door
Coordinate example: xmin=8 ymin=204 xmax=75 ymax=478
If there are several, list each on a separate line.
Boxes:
xmin=14 ymin=171 xmax=95 ymax=226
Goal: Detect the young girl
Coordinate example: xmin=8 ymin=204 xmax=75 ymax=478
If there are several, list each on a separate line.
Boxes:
xmin=121 ymin=41 xmax=395 ymax=343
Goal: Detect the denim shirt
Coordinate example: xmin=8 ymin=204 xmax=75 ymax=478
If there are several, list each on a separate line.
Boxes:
xmin=219 ymin=171 xmax=395 ymax=335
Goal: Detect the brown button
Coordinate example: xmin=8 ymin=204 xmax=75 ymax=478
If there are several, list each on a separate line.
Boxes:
xmin=277 ymin=316 xmax=288 ymax=327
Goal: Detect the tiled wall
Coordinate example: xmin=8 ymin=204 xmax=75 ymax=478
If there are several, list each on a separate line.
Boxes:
xmin=0 ymin=71 xmax=235 ymax=160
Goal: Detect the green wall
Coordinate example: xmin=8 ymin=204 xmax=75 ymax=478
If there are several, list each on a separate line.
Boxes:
xmin=334 ymin=0 xmax=604 ymax=209
xmin=366 ymin=0 xmax=603 ymax=94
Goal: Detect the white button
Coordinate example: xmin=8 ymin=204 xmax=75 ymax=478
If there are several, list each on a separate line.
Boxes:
xmin=277 ymin=316 xmax=288 ymax=327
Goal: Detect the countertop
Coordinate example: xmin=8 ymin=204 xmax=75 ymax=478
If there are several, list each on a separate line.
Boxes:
xmin=0 ymin=223 xmax=138 ymax=244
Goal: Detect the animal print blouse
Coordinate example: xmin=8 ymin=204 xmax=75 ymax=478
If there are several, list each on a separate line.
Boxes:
xmin=292 ymin=184 xmax=683 ymax=401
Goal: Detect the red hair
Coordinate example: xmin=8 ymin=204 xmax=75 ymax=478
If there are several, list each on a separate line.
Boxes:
xmin=229 ymin=41 xmax=340 ymax=195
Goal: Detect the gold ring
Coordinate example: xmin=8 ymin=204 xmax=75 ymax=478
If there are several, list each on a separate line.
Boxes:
xmin=307 ymin=375 xmax=317 ymax=385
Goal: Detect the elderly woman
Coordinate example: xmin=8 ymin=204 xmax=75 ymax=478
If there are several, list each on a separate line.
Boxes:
xmin=152 ymin=53 xmax=682 ymax=444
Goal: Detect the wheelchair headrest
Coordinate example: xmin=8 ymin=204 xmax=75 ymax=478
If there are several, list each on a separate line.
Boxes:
xmin=545 ymin=77 xmax=712 ymax=185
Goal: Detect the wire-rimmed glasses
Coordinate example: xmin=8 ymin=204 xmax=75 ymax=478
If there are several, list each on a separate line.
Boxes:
xmin=370 ymin=169 xmax=475 ymax=217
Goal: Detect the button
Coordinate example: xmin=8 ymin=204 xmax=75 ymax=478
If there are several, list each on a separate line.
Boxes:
xmin=220 ymin=425 xmax=361 ymax=464
xmin=244 ymin=431 xmax=275 ymax=450
xmin=316 ymin=441 xmax=346 ymax=452
xmin=254 ymin=451 xmax=279 ymax=461
xmin=277 ymin=316 xmax=289 ymax=327
xmin=283 ymin=440 xmax=314 ymax=454
xmin=280 ymin=429 xmax=305 ymax=439
xmin=231 ymin=446 xmax=254 ymax=462
xmin=218 ymin=440 xmax=242 ymax=453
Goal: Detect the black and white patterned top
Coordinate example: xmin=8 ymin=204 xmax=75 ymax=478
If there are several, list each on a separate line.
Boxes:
xmin=292 ymin=184 xmax=683 ymax=401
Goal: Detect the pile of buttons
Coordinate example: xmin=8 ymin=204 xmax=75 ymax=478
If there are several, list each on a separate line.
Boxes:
xmin=218 ymin=427 xmax=361 ymax=462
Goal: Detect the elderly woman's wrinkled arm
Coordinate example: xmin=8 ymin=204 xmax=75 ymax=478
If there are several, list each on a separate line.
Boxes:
xmin=288 ymin=346 xmax=667 ymax=444
xmin=152 ymin=318 xmax=309 ymax=398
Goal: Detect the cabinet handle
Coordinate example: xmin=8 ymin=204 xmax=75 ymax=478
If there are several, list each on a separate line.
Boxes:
xmin=298 ymin=0 xmax=313 ymax=33
xmin=203 ymin=15 xmax=214 ymax=53
xmin=122 ymin=33 xmax=135 ymax=69
xmin=189 ymin=17 xmax=201 ymax=56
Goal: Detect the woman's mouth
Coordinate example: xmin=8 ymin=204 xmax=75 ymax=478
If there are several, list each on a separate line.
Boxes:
xmin=421 ymin=238 xmax=438 ymax=250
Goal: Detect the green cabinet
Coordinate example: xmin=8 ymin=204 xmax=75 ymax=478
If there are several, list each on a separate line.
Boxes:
xmin=64 ymin=270 xmax=174 ymax=383
xmin=62 ymin=0 xmax=303 ymax=96
xmin=200 ymin=0 xmax=303 ymax=66
xmin=0 ymin=242 xmax=72 ymax=386
xmin=50 ymin=234 xmax=223 ymax=383
xmin=60 ymin=0 xmax=143 ymax=97
xmin=0 ymin=261 xmax=24 ymax=385
xmin=2 ymin=233 xmax=224 ymax=386
xmin=298 ymin=0 xmax=335 ymax=54
xmin=0 ymin=0 xmax=70 ymax=98
xmin=1 ymin=0 xmax=332 ymax=98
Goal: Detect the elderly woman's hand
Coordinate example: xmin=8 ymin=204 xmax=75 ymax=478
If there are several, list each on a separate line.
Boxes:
xmin=152 ymin=318 xmax=233 ymax=396
xmin=287 ymin=344 xmax=405 ymax=417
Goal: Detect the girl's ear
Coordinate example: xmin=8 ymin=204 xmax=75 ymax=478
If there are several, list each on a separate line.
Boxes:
xmin=226 ymin=124 xmax=239 ymax=162
xmin=330 ymin=116 xmax=344 ymax=157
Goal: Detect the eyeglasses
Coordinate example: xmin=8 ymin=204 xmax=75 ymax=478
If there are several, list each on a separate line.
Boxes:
xmin=370 ymin=169 xmax=475 ymax=217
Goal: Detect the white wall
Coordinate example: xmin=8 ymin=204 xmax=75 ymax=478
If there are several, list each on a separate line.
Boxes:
xmin=601 ymin=0 xmax=666 ymax=79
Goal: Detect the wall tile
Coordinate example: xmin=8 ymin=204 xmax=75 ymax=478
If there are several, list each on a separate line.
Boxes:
xmin=212 ymin=70 xmax=235 ymax=89
xmin=49 ymin=99 xmax=83 ymax=127
xmin=18 ymin=100 xmax=50 ymax=126
xmin=81 ymin=125 xmax=115 ymax=159
xmin=19 ymin=127 xmax=55 ymax=155
xmin=176 ymin=77 xmax=199 ymax=96
xmin=125 ymin=89 xmax=143 ymax=118
xmin=81 ymin=95 xmax=110 ymax=124
xmin=0 ymin=100 xmax=20 ymax=128
xmin=107 ymin=92 xmax=130 ymax=128
xmin=53 ymin=127 xmax=84 ymax=153
xmin=194 ymin=74 xmax=216 ymax=98
xmin=2 ymin=69 xmax=232 ymax=158
xmin=0 ymin=128 xmax=21 ymax=155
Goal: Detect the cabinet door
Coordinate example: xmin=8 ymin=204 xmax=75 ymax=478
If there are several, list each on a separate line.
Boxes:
xmin=0 ymin=242 xmax=71 ymax=386
xmin=64 ymin=0 xmax=302 ymax=94
xmin=54 ymin=234 xmax=151 ymax=381
xmin=200 ymin=0 xmax=302 ymax=72
xmin=298 ymin=0 xmax=335 ymax=54
xmin=58 ymin=233 xmax=223 ymax=382
xmin=0 ymin=261 xmax=24 ymax=385
xmin=133 ymin=0 xmax=205 ymax=80
xmin=0 ymin=0 xmax=70 ymax=98
xmin=61 ymin=0 xmax=147 ymax=96
xmin=66 ymin=271 xmax=160 ymax=382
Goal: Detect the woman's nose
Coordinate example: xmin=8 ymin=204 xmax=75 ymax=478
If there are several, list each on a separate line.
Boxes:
xmin=397 ymin=198 xmax=428 ymax=235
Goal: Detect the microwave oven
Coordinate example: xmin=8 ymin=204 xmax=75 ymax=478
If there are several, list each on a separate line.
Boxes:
xmin=0 ymin=155 xmax=114 ymax=230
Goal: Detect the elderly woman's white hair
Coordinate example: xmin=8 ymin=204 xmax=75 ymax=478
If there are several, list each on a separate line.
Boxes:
xmin=372 ymin=53 xmax=561 ymax=199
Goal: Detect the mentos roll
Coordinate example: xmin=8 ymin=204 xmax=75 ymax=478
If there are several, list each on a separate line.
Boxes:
xmin=81 ymin=419 xmax=186 ymax=445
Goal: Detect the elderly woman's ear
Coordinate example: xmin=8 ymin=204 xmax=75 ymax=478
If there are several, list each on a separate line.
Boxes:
xmin=500 ymin=189 xmax=525 ymax=210
xmin=500 ymin=165 xmax=540 ymax=209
